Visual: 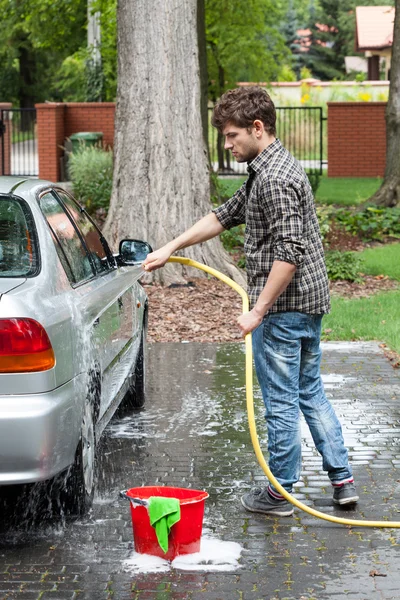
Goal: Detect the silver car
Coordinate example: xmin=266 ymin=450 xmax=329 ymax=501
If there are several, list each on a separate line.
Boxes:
xmin=0 ymin=176 xmax=151 ymax=514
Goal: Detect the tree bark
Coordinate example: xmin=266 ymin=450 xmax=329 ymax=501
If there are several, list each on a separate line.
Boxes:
xmin=369 ymin=0 xmax=400 ymax=207
xmin=103 ymin=0 xmax=245 ymax=286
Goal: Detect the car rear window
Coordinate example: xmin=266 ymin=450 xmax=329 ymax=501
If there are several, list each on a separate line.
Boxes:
xmin=0 ymin=196 xmax=39 ymax=277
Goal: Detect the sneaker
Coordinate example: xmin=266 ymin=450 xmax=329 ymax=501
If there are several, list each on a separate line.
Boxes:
xmin=332 ymin=482 xmax=359 ymax=505
xmin=241 ymin=487 xmax=294 ymax=517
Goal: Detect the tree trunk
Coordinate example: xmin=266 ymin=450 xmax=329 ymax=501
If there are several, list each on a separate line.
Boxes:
xmin=18 ymin=40 xmax=36 ymax=132
xmin=369 ymin=0 xmax=400 ymax=207
xmin=103 ymin=0 xmax=244 ymax=286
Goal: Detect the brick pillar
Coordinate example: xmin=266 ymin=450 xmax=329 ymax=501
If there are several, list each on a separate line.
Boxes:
xmin=0 ymin=103 xmax=12 ymax=176
xmin=36 ymin=103 xmax=66 ymax=181
xmin=328 ymin=102 xmax=386 ymax=177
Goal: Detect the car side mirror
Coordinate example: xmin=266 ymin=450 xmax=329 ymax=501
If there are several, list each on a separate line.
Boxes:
xmin=119 ymin=239 xmax=153 ymax=265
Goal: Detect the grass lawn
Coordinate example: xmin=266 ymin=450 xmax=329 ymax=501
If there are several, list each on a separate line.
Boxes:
xmin=316 ymin=176 xmax=382 ymax=206
xmin=220 ymin=175 xmax=383 ymax=207
xmin=360 ymin=243 xmax=400 ymax=281
xmin=322 ymin=290 xmax=400 ymax=353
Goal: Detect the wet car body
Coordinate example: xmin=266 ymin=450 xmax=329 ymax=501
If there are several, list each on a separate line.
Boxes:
xmin=0 ymin=177 xmax=150 ymax=513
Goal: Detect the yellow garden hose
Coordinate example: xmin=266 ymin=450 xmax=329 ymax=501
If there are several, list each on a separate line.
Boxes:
xmin=168 ymin=255 xmax=400 ymax=528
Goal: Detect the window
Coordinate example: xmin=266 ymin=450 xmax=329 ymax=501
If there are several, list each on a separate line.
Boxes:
xmin=0 ymin=196 xmax=39 ymax=278
xmin=55 ymin=191 xmax=115 ymax=274
xmin=39 ymin=193 xmax=94 ymax=285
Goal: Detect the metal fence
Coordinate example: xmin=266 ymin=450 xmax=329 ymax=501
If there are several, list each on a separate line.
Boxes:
xmin=209 ymin=106 xmax=326 ymax=175
xmin=0 ymin=108 xmax=38 ymax=177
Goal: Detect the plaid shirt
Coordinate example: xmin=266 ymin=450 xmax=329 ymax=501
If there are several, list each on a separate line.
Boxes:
xmin=214 ymin=139 xmax=330 ymax=313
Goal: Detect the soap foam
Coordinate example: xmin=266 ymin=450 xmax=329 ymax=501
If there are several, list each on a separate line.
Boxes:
xmin=122 ymin=536 xmax=242 ymax=574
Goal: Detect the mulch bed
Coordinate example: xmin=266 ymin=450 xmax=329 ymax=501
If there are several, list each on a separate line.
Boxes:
xmin=142 ymin=226 xmax=400 ymax=368
xmin=143 ymin=275 xmax=399 ymax=333
xmin=144 ymin=278 xmax=243 ymax=343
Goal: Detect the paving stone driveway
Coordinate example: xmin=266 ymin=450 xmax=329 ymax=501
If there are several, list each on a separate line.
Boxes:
xmin=0 ymin=341 xmax=399 ymax=600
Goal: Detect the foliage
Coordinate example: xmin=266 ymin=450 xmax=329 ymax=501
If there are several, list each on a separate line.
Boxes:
xmin=220 ymin=225 xmax=244 ymax=251
xmin=303 ymin=0 xmax=349 ymax=81
xmin=277 ymin=65 xmax=297 ymax=82
xmin=86 ymin=59 xmax=104 ymax=102
xmin=0 ymin=0 xmax=87 ymax=105
xmin=316 ymin=205 xmax=334 ymax=242
xmin=325 ymin=250 xmax=363 ymax=282
xmin=335 ymin=206 xmax=400 ymax=241
xmin=69 ymin=145 xmax=113 ymax=214
xmin=220 ymin=226 xmax=246 ymax=268
xmin=55 ymin=50 xmax=88 ymax=102
xmin=280 ymin=0 xmax=307 ymax=79
xmin=216 ymin=177 xmax=245 ymax=203
xmin=300 ymin=67 xmax=313 ymax=80
xmin=306 ymin=169 xmax=321 ymax=195
xmin=205 ymin=0 xmax=288 ymax=100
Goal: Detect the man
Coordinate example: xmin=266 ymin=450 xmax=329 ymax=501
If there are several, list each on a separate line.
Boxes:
xmin=143 ymin=86 xmax=358 ymax=517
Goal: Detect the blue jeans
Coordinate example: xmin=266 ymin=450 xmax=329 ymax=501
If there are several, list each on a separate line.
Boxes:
xmin=252 ymin=311 xmax=352 ymax=493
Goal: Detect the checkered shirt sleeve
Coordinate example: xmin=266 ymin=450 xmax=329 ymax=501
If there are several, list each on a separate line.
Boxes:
xmin=259 ymin=177 xmax=305 ymax=267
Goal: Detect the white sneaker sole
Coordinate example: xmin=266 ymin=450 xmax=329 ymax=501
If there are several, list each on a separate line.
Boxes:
xmin=333 ymin=495 xmax=359 ymax=505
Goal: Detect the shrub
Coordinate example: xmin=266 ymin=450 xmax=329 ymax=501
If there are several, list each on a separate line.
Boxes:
xmin=220 ymin=225 xmax=244 ymax=252
xmin=325 ymin=250 xmax=363 ymax=282
xmin=69 ymin=145 xmax=113 ymax=215
xmin=278 ymin=65 xmax=297 ymax=82
xmin=306 ymin=169 xmax=321 ymax=195
xmin=316 ymin=205 xmax=334 ymax=243
xmin=335 ymin=206 xmax=400 ymax=241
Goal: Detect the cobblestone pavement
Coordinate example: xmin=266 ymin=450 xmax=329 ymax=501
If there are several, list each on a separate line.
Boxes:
xmin=0 ymin=341 xmax=400 ymax=600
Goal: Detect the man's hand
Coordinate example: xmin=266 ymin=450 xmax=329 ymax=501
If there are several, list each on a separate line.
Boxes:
xmin=237 ymin=309 xmax=263 ymax=337
xmin=143 ymin=246 xmax=172 ymax=272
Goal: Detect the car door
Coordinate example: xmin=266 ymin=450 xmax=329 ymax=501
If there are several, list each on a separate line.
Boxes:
xmin=53 ymin=190 xmax=144 ymax=417
xmin=39 ymin=190 xmax=122 ymax=419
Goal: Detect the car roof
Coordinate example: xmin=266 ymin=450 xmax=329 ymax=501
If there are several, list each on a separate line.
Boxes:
xmin=0 ymin=176 xmax=53 ymax=197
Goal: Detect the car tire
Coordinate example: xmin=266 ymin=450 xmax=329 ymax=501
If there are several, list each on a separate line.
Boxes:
xmin=122 ymin=329 xmax=146 ymax=410
xmin=60 ymin=391 xmax=97 ymax=516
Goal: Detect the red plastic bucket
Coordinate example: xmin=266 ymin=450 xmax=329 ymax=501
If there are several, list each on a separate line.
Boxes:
xmin=124 ymin=486 xmax=209 ymax=560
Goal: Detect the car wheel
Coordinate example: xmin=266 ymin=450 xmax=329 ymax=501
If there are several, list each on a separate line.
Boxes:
xmin=61 ymin=393 xmax=97 ymax=516
xmin=123 ymin=330 xmax=146 ymax=410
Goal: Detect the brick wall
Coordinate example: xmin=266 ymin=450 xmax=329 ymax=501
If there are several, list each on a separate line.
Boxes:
xmin=64 ymin=103 xmax=115 ymax=148
xmin=328 ymin=102 xmax=387 ymax=177
xmin=35 ymin=102 xmax=115 ymax=181
xmin=0 ymin=103 xmax=12 ymax=176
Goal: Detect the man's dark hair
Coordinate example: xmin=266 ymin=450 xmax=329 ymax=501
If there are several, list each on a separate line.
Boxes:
xmin=211 ymin=86 xmax=276 ymax=136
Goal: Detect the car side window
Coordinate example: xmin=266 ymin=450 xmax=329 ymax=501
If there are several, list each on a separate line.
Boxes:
xmin=55 ymin=191 xmax=115 ymax=274
xmin=39 ymin=192 xmax=94 ymax=285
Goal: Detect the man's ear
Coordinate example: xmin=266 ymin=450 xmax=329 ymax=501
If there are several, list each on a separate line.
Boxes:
xmin=253 ymin=119 xmax=265 ymax=137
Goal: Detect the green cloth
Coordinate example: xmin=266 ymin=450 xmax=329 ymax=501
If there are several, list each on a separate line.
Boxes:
xmin=148 ymin=496 xmax=181 ymax=554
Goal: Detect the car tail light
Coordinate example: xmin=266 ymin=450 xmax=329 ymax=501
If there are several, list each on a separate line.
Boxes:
xmin=0 ymin=319 xmax=55 ymax=373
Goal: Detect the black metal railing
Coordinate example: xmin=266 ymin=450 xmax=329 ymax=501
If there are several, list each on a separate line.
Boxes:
xmin=208 ymin=106 xmax=326 ymax=175
xmin=0 ymin=108 xmax=38 ymax=177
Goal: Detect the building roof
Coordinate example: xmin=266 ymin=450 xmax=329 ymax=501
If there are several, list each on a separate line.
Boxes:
xmin=296 ymin=24 xmax=337 ymax=52
xmin=356 ymin=6 xmax=395 ymax=51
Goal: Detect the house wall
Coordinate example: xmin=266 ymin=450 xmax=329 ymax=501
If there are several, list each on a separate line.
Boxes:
xmin=238 ymin=80 xmax=390 ymax=105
